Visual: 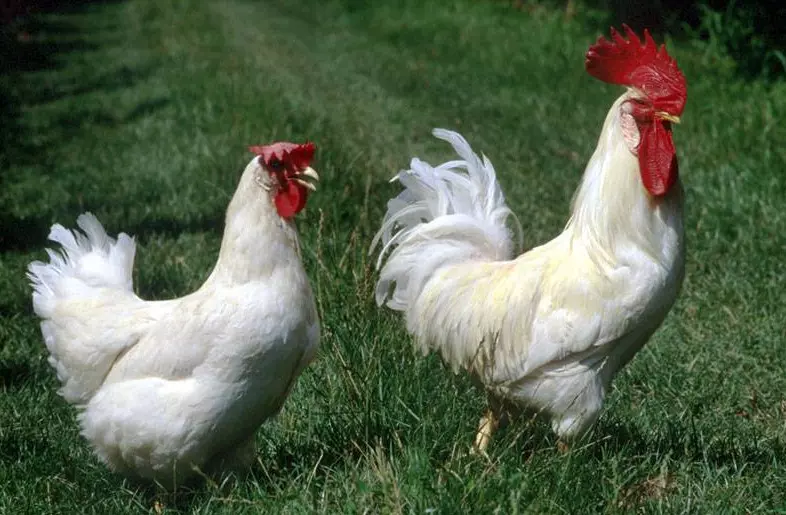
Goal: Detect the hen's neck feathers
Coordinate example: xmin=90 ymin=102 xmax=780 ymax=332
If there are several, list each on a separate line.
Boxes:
xmin=565 ymin=93 xmax=683 ymax=270
xmin=207 ymin=160 xmax=301 ymax=286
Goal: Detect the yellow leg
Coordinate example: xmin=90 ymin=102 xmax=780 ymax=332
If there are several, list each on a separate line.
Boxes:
xmin=472 ymin=409 xmax=499 ymax=455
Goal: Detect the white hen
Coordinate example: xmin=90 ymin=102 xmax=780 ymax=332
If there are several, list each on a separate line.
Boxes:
xmin=28 ymin=142 xmax=320 ymax=485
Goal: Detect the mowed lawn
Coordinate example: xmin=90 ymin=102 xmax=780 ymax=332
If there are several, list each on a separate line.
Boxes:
xmin=2 ymin=0 xmax=786 ymax=512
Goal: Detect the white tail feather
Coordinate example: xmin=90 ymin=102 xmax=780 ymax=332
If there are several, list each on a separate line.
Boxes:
xmin=28 ymin=213 xmax=135 ymax=316
xmin=371 ymin=129 xmax=522 ymax=310
xmin=27 ymin=213 xmax=138 ymax=403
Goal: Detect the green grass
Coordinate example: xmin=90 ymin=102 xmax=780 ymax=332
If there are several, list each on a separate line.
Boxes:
xmin=2 ymin=0 xmax=786 ymax=512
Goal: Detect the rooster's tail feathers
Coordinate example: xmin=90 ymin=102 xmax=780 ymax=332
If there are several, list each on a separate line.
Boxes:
xmin=372 ymin=129 xmax=522 ymax=310
xmin=28 ymin=213 xmax=136 ymax=317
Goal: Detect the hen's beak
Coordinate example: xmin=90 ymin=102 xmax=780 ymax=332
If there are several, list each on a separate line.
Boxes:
xmin=657 ymin=112 xmax=681 ymax=124
xmin=294 ymin=166 xmax=319 ymax=191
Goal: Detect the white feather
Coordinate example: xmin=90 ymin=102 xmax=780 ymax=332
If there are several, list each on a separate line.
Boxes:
xmin=372 ymin=128 xmax=522 ymax=310
xmin=27 ymin=213 xmax=143 ymax=403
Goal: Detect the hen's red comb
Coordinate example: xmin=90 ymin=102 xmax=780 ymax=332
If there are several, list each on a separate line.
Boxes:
xmin=585 ymin=25 xmax=686 ymax=116
xmin=249 ymin=142 xmax=315 ymax=171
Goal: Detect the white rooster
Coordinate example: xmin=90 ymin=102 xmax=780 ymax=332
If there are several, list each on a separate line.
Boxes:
xmin=373 ymin=26 xmax=687 ymax=452
xmin=28 ymin=142 xmax=321 ymax=485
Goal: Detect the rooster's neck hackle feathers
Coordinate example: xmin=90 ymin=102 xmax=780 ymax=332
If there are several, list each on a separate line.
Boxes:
xmin=566 ymin=94 xmax=683 ymax=269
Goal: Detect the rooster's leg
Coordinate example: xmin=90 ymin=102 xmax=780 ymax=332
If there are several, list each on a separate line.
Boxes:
xmin=472 ymin=408 xmax=499 ymax=455
xmin=471 ymin=394 xmax=521 ymax=454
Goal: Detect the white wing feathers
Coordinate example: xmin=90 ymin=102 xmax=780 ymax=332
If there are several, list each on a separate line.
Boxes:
xmin=372 ymin=129 xmax=522 ymax=311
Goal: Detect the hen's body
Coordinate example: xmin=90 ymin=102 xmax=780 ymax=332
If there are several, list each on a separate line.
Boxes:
xmin=28 ymin=156 xmax=319 ymax=485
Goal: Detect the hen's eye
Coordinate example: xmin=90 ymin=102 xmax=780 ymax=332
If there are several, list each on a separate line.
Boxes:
xmin=268 ymin=159 xmax=284 ymax=172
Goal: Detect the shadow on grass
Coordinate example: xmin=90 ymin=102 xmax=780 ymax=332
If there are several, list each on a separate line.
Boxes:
xmin=1 ymin=0 xmax=126 ymax=26
xmin=0 ymin=0 xmax=173 ymax=253
xmin=116 ymin=408 xmax=412 ymax=509
xmin=0 ymin=213 xmax=53 ymax=252
xmin=469 ymin=410 xmax=785 ymax=473
xmin=113 ymin=440 xmax=341 ymax=510
xmin=0 ymin=360 xmax=35 ymax=391
xmin=587 ymin=417 xmax=785 ymax=469
xmin=128 ymin=214 xmax=225 ymax=241
xmin=0 ymin=422 xmax=53 ymax=463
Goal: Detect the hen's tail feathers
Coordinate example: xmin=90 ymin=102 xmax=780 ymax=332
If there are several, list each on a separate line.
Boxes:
xmin=27 ymin=213 xmax=136 ymax=318
xmin=27 ymin=213 xmax=138 ymax=404
xmin=371 ymin=129 xmax=522 ymax=310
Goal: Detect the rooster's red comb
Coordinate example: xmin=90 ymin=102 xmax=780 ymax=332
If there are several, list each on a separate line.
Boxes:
xmin=585 ymin=25 xmax=686 ymax=116
xmin=249 ymin=142 xmax=315 ymax=171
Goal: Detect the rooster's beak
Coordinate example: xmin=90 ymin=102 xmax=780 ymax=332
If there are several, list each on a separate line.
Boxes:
xmin=294 ymin=167 xmax=319 ymax=191
xmin=656 ymin=112 xmax=681 ymax=124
